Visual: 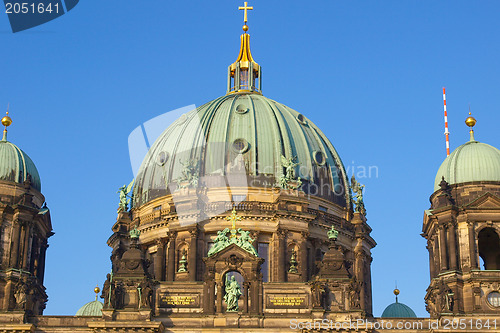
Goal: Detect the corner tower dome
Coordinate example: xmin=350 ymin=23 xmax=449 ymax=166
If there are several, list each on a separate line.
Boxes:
xmin=133 ymin=16 xmax=349 ymax=208
xmin=434 ymin=113 xmax=500 ymax=192
xmin=0 ymin=112 xmax=41 ymax=191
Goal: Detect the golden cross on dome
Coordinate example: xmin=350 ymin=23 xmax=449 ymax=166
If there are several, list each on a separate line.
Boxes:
xmin=239 ymin=1 xmax=253 ymax=24
xmin=227 ymin=207 xmax=242 ymax=234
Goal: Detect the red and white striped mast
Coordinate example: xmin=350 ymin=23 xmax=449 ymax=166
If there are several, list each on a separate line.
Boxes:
xmin=443 ymin=87 xmax=451 ymax=156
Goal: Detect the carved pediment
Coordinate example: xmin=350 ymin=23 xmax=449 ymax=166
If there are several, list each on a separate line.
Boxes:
xmin=206 ymin=243 xmax=260 ymax=262
xmin=465 ymin=192 xmax=500 ymax=209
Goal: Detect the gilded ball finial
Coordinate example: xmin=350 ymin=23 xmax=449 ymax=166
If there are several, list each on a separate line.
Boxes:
xmin=465 ymin=111 xmax=476 ymax=128
xmin=394 ymin=288 xmax=400 ymax=296
xmin=1 ymin=111 xmax=12 ymax=128
xmin=94 ymin=286 xmax=100 ymax=294
xmin=242 ymin=24 xmax=249 ymax=32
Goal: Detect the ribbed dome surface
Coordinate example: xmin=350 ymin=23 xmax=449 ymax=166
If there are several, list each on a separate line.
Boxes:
xmin=381 ymin=301 xmax=417 ymax=318
xmin=434 ymin=140 xmax=500 ymax=192
xmin=75 ymin=299 xmax=103 ymax=316
xmin=133 ymin=93 xmax=349 ymax=207
xmin=0 ymin=139 xmax=41 ymax=191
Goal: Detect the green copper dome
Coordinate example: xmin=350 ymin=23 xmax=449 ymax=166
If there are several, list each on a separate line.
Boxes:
xmin=434 ymin=139 xmax=500 ymax=192
xmin=133 ymin=93 xmax=349 ymax=207
xmin=0 ymin=137 xmax=41 ymax=191
xmin=381 ymin=300 xmax=417 ymax=318
xmin=75 ymin=298 xmax=103 ymax=316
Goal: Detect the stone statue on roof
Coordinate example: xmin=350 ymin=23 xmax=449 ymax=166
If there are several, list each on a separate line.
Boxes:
xmin=350 ymin=175 xmax=366 ymax=215
xmin=117 ymin=180 xmax=134 ymax=212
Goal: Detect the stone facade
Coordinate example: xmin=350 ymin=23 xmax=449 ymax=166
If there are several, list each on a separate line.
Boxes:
xmin=0 ymin=178 xmax=52 ymax=319
xmin=423 ymin=180 xmax=500 ymax=317
xmin=99 ymin=185 xmax=376 ymax=329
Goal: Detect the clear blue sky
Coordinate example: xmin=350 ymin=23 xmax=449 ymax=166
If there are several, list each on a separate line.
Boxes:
xmin=1 ymin=0 xmax=500 ymax=317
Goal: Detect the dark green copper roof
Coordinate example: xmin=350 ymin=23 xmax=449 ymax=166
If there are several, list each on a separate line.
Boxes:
xmin=0 ymin=137 xmax=41 ymax=191
xmin=75 ymin=299 xmax=103 ymax=316
xmin=133 ymin=92 xmax=350 ymax=207
xmin=381 ymin=300 xmax=417 ymax=318
xmin=434 ymin=139 xmax=500 ymax=192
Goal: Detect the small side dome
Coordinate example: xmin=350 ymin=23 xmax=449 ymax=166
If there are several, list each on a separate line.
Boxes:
xmin=0 ymin=138 xmax=41 ymax=191
xmin=381 ymin=301 xmax=417 ymax=318
xmin=381 ymin=289 xmax=417 ymax=318
xmin=0 ymin=112 xmax=41 ymax=191
xmin=434 ymin=141 xmax=500 ymax=192
xmin=75 ymin=299 xmax=103 ymax=316
xmin=76 ymin=287 xmax=103 ymax=317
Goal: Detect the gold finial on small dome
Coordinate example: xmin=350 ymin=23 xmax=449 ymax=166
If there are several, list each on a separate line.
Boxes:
xmin=394 ymin=288 xmax=400 ymax=296
xmin=94 ymin=285 xmax=100 ymax=301
xmin=1 ymin=105 xmax=12 ymax=141
xmin=466 ymin=107 xmax=476 ymax=141
xmin=1 ymin=111 xmax=12 ymax=128
xmin=465 ymin=112 xmax=476 ymax=128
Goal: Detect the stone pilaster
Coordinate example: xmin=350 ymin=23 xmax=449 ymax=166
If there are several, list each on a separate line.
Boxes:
xmin=447 ymin=222 xmax=458 ymax=270
xmin=10 ymin=219 xmax=21 ymax=268
xmin=166 ymin=231 xmax=176 ymax=281
xmin=439 ymin=225 xmax=448 ymax=271
xmin=188 ymin=227 xmax=198 ymax=281
xmin=154 ymin=239 xmax=165 ymax=281
xmin=276 ymin=228 xmax=287 ymax=282
xmin=299 ymin=231 xmax=309 ymax=282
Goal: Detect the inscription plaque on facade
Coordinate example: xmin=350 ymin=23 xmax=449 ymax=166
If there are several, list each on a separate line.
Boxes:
xmin=266 ymin=294 xmax=308 ymax=309
xmin=159 ymin=293 xmax=201 ymax=308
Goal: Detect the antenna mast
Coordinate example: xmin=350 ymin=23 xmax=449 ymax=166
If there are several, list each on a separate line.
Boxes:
xmin=443 ymin=87 xmax=450 ymax=156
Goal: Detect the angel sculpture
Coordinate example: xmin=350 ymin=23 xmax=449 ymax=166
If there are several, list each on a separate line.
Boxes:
xmin=350 ymin=175 xmax=366 ymax=215
xmin=117 ymin=179 xmax=134 ymax=212
xmin=279 ymin=155 xmax=302 ymax=190
xmin=176 ymin=159 xmax=200 ymax=189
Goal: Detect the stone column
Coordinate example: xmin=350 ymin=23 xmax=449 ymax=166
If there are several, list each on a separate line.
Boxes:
xmin=166 ymin=232 xmax=176 ymax=281
xmin=299 ymin=232 xmax=308 ymax=282
xmin=203 ymin=279 xmax=215 ymax=314
xmin=154 ymin=239 xmax=165 ymax=281
xmin=38 ymin=242 xmax=48 ymax=283
xmin=189 ymin=228 xmax=198 ymax=281
xmin=3 ymin=280 xmax=13 ymax=310
xmin=439 ymin=225 xmax=448 ymax=271
xmin=276 ymin=228 xmax=286 ymax=282
xmin=447 ymin=223 xmax=458 ymax=270
xmin=427 ymin=241 xmax=436 ymax=279
xmin=10 ymin=219 xmax=21 ymax=268
xmin=18 ymin=222 xmax=26 ymax=269
xmin=355 ymin=252 xmax=366 ymax=311
xmin=243 ymin=282 xmax=249 ymax=313
xmin=22 ymin=222 xmax=32 ymax=271
xmin=468 ymin=222 xmax=478 ymax=269
xmin=433 ymin=237 xmax=440 ymax=274
xmin=250 ymin=281 xmax=260 ymax=314
xmin=216 ymin=282 xmax=223 ymax=313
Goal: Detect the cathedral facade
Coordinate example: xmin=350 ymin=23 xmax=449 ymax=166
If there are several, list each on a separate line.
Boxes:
xmin=0 ymin=3 xmax=499 ymax=332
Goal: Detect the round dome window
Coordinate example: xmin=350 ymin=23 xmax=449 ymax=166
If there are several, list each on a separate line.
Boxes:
xmin=313 ymin=151 xmax=326 ymax=165
xmin=232 ymin=139 xmax=249 ymax=153
xmin=156 ymin=151 xmax=169 ymax=166
xmin=177 ymin=114 xmax=188 ymax=125
xmin=297 ymin=113 xmax=307 ymax=125
xmin=236 ymin=104 xmax=249 ymax=114
xmin=487 ymin=292 xmax=500 ymax=307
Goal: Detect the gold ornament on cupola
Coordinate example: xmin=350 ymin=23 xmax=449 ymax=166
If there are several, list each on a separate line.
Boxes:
xmin=1 ymin=104 xmax=12 ymax=141
xmin=227 ymin=1 xmax=262 ymax=94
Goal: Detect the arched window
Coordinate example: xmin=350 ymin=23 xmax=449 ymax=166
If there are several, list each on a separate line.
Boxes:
xmin=478 ymin=228 xmax=500 ymax=270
